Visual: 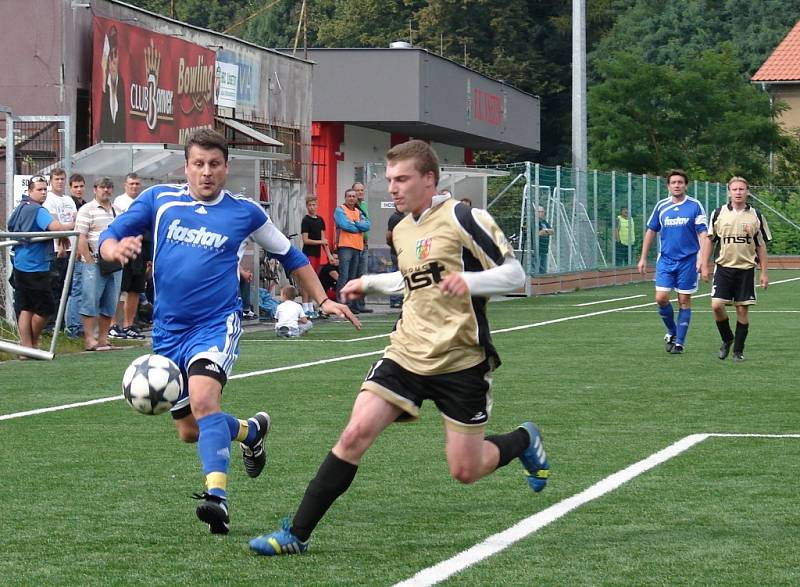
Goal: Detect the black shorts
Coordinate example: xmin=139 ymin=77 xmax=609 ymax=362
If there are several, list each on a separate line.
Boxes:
xmin=120 ymin=263 xmax=147 ymax=293
xmin=711 ymin=265 xmax=756 ymax=305
xmin=13 ymin=269 xmax=55 ymax=316
xmin=361 ymin=358 xmax=493 ymax=433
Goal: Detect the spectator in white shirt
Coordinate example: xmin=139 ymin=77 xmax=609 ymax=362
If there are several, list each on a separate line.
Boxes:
xmin=274 ymin=285 xmax=313 ymax=338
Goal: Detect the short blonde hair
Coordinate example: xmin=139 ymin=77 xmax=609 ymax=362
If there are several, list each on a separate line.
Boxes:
xmin=305 ymin=195 xmax=318 ymax=204
xmin=727 ymin=176 xmax=749 ymax=189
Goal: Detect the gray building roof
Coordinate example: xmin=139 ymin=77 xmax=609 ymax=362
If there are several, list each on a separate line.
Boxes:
xmin=303 ymin=48 xmax=540 ymax=153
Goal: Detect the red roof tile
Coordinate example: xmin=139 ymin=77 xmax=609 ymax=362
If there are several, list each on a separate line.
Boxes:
xmin=753 ymin=21 xmax=800 ymax=82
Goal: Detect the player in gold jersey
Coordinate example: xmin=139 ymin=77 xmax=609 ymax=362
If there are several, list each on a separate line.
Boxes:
xmin=249 ymin=140 xmax=550 ymax=556
xmin=700 ymin=177 xmax=771 ymax=361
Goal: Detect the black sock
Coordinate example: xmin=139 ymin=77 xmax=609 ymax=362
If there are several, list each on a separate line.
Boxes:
xmin=486 ymin=427 xmax=530 ymax=469
xmin=291 ymin=451 xmax=358 ymax=542
xmin=734 ymin=321 xmax=749 ymax=353
xmin=715 ymin=318 xmax=734 ymax=343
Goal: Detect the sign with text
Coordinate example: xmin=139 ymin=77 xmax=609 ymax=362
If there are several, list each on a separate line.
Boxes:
xmin=92 ymin=16 xmax=216 ymax=144
xmin=214 ymin=61 xmax=239 ymax=108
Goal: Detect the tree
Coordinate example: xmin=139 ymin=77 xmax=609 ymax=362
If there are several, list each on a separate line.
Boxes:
xmin=589 ymin=46 xmax=783 ymax=182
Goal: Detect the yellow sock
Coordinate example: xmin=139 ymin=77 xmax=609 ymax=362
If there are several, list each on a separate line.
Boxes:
xmin=235 ymin=419 xmax=249 ymax=442
xmin=206 ymin=471 xmax=228 ymax=493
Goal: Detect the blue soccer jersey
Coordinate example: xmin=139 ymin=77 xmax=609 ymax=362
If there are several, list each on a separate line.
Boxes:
xmin=646 ymin=196 xmax=708 ymax=261
xmin=100 ymin=183 xmax=308 ymax=331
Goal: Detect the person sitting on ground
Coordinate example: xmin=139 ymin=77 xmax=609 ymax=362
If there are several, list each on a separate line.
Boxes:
xmin=318 ymin=254 xmax=339 ymax=302
xmin=274 ymin=285 xmax=313 ymax=338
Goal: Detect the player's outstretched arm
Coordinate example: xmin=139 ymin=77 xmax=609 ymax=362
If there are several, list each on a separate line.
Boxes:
xmin=292 ymin=263 xmax=361 ymax=329
xmin=99 ymin=235 xmax=142 ymax=265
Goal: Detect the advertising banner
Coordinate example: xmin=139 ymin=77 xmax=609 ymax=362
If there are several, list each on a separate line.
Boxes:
xmin=92 ymin=16 xmax=216 ymax=144
xmin=214 ymin=61 xmax=239 ymax=108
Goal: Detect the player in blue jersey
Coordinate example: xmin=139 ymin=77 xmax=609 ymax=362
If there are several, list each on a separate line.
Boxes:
xmin=99 ymin=129 xmax=360 ymax=534
xmin=638 ymin=169 xmax=708 ymax=354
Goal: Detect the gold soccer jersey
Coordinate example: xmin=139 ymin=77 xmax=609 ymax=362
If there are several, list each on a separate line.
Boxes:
xmin=384 ymin=198 xmax=514 ymax=375
xmin=709 ymin=204 xmax=771 ymax=269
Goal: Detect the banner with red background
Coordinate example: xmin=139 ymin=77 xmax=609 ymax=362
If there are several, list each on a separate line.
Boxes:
xmin=92 ymin=16 xmax=216 ymax=144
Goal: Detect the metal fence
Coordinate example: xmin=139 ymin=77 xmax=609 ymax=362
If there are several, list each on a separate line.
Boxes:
xmin=486 ymin=164 xmax=800 ymax=277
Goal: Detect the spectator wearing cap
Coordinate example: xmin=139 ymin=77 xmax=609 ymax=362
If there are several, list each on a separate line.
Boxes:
xmin=7 ymin=176 xmax=73 ymax=352
xmin=75 ymin=177 xmax=123 ymax=351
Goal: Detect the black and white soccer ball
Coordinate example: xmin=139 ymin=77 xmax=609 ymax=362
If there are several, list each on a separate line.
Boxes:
xmin=122 ymin=354 xmax=183 ymax=415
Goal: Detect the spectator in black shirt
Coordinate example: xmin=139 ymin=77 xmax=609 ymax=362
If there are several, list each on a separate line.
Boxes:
xmin=300 ymin=196 xmax=329 ymax=316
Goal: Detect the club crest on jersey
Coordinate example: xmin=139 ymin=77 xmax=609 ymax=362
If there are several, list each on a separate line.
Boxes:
xmin=166 ymin=218 xmax=229 ymax=249
xmin=740 ymin=222 xmax=751 ymax=234
xmin=415 ymin=237 xmax=433 ymax=260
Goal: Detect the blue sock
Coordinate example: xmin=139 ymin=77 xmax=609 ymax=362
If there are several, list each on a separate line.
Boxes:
xmin=658 ymin=303 xmax=676 ymax=337
xmin=223 ymin=413 xmax=242 ymax=440
xmin=676 ymin=308 xmax=692 ymax=346
xmin=197 ymin=412 xmax=231 ymax=500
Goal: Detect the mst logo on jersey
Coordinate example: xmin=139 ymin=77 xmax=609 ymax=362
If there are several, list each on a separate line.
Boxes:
xmin=166 ymin=218 xmax=229 ymax=248
xmin=403 ymin=261 xmax=445 ymax=291
xmin=416 ymin=237 xmax=433 ymax=260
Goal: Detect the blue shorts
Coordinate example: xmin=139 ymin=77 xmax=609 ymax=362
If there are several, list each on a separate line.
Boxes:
xmin=151 ymin=311 xmax=243 ymax=414
xmin=655 ymin=256 xmax=698 ymax=294
xmin=79 ymin=262 xmax=122 ymax=317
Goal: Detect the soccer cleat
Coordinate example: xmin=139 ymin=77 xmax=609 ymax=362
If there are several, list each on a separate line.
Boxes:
xmin=719 ymin=340 xmax=733 ymax=360
xmin=241 ymin=411 xmax=271 ymax=478
xmin=670 ymin=344 xmax=684 ymax=354
xmin=518 ymin=422 xmax=549 ymax=492
xmin=664 ymin=333 xmax=676 ymax=353
xmin=732 ymin=351 xmax=745 ymax=362
xmin=249 ymin=517 xmax=309 ymax=556
xmin=193 ymin=492 xmax=230 ymax=535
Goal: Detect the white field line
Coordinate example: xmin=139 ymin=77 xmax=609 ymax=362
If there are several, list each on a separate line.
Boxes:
xmin=2 ymin=276 xmax=799 ymax=422
xmin=574 ymin=294 xmax=645 ymax=306
xmin=393 ymin=433 xmax=800 ymax=587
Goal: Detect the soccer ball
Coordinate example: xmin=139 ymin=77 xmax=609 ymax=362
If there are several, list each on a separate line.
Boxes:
xmin=122 ymin=354 xmax=183 ymax=415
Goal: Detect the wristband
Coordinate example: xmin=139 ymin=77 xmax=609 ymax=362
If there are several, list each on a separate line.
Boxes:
xmin=317 ymin=298 xmax=330 ymax=308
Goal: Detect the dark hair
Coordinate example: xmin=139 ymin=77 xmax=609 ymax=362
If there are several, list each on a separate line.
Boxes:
xmin=184 ymin=128 xmax=229 ymax=162
xmin=125 ymin=172 xmax=140 ymax=181
xmin=666 ymin=169 xmax=688 ymax=184
xmin=386 ymin=140 xmax=440 ymax=186
xmin=50 ymin=168 xmax=66 ymax=179
xmin=69 ymin=173 xmax=85 ymax=185
xmin=344 ymin=188 xmax=357 ymax=199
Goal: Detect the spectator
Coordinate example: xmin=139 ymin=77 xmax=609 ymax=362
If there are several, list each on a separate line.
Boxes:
xmin=615 ymin=206 xmax=635 ymax=267
xmin=239 ymin=264 xmax=256 ymax=319
xmin=64 ymin=174 xmax=87 ymax=338
xmin=386 ymin=207 xmax=405 ymax=308
xmin=68 ymin=173 xmax=87 ymax=210
xmin=318 ymin=254 xmax=339 ymax=302
xmin=109 ymin=173 xmax=146 ymax=340
xmin=7 ymin=176 xmax=73 ymax=353
xmin=352 ymin=182 xmax=373 ymax=313
xmin=334 ymin=188 xmax=370 ymax=313
xmin=537 ymin=206 xmax=554 ymax=274
xmin=274 ymin=285 xmax=313 ymax=338
xmin=43 ymin=168 xmax=76 ymax=329
xmin=300 ymin=195 xmax=328 ymax=316
xmin=76 ymin=177 xmax=123 ymax=351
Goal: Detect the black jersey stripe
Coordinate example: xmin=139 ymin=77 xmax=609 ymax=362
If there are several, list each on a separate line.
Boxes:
xmin=453 ymin=202 xmax=505 ymax=266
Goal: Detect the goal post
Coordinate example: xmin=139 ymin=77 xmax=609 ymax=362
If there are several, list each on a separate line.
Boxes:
xmin=1 ymin=230 xmax=79 ymax=360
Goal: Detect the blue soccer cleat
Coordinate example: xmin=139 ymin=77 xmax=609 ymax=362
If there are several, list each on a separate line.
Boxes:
xmin=518 ymin=422 xmax=550 ymax=492
xmin=249 ymin=517 xmax=309 ymax=556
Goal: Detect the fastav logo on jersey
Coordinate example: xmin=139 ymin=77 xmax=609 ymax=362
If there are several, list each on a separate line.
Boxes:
xmin=166 ymin=218 xmax=229 ymax=249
